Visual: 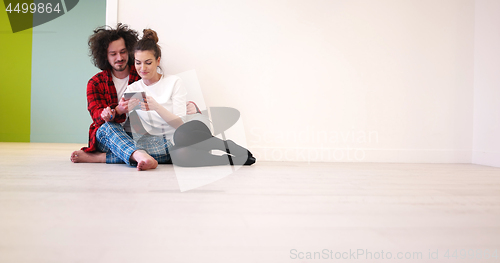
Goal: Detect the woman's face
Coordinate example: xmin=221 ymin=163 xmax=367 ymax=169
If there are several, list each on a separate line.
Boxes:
xmin=134 ymin=50 xmax=161 ymax=81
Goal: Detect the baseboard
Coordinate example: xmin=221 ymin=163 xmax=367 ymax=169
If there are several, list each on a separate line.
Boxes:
xmin=249 ymin=147 xmax=473 ymax=163
xmin=472 ymin=151 xmax=500 ymax=167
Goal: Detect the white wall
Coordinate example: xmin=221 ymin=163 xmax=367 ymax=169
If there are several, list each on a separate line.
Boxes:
xmin=473 ymin=0 xmax=500 ymax=167
xmin=117 ymin=0 xmax=475 ymax=163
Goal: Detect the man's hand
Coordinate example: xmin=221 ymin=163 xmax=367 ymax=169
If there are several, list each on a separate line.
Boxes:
xmin=115 ymin=98 xmax=128 ymax=115
xmin=115 ymin=97 xmax=140 ymax=115
xmin=101 ymin=106 xmax=115 ymax=122
xmin=186 ymin=101 xmax=198 ymax=115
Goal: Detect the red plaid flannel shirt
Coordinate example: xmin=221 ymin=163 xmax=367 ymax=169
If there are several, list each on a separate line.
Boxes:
xmin=81 ymin=66 xmax=141 ymax=152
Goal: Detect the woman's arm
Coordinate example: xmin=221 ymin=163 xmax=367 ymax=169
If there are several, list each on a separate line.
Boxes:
xmin=142 ymin=76 xmax=187 ymax=129
xmin=142 ymin=96 xmax=184 ymax=129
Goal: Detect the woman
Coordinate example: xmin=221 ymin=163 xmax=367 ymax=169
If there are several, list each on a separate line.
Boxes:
xmin=109 ymin=29 xmax=255 ymax=167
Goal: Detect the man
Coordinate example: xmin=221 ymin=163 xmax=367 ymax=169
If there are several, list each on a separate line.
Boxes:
xmin=70 ymin=23 xmax=197 ymax=170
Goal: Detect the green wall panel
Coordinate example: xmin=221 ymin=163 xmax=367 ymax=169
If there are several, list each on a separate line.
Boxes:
xmin=0 ymin=6 xmax=32 ymax=142
xmin=30 ymin=0 xmax=105 ymax=143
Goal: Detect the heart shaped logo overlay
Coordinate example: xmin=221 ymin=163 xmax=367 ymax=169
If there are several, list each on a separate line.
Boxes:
xmin=171 ymin=106 xmax=249 ymax=192
xmin=131 ymin=70 xmax=251 ymax=192
xmin=170 ymin=70 xmax=251 ymax=192
xmin=3 ymin=0 xmax=79 ymax=33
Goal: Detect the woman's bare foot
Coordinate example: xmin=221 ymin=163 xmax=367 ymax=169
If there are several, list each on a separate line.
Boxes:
xmin=131 ymin=150 xmax=158 ymax=171
xmin=70 ymin=150 xmax=106 ymax=163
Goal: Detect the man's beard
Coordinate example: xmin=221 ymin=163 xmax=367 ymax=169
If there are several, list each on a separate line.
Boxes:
xmin=113 ymin=60 xmax=127 ymax=71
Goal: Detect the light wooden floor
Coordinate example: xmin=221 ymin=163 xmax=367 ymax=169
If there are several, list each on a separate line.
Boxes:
xmin=1 ymin=143 xmax=499 ymax=263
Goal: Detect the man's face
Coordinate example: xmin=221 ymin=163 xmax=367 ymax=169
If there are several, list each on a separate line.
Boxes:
xmin=107 ymin=38 xmax=128 ymax=72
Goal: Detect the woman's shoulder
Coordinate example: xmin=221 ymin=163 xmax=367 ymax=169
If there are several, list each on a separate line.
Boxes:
xmin=126 ymin=79 xmax=145 ymax=91
xmin=155 ymin=74 xmax=182 ymax=90
xmin=162 ymin=74 xmax=182 ymax=83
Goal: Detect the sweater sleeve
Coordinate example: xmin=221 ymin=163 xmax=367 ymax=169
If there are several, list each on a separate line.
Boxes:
xmin=86 ymin=76 xmax=107 ymax=127
xmin=86 ymin=73 xmax=126 ymax=124
xmin=171 ymin=78 xmax=187 ymax=118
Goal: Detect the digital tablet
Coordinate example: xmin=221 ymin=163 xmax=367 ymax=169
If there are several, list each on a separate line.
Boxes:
xmin=123 ymin=91 xmax=146 ymax=101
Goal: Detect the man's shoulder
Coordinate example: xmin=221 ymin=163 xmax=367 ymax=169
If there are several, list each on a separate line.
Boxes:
xmin=129 ymin=65 xmax=141 ymax=82
xmin=87 ymin=70 xmax=109 ymax=87
xmin=89 ymin=70 xmax=110 ymax=83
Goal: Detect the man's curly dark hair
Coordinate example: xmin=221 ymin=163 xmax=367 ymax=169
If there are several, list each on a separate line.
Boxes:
xmin=88 ymin=23 xmax=139 ymax=70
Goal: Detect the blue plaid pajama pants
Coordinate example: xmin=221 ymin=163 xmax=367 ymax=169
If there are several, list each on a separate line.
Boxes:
xmin=96 ymin=122 xmax=173 ymax=165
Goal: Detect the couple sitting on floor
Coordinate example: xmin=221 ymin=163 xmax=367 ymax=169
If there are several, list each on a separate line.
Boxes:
xmin=70 ymin=24 xmax=255 ymax=170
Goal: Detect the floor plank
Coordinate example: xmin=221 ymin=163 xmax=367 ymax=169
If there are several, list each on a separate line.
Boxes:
xmin=0 ymin=143 xmax=499 ymax=263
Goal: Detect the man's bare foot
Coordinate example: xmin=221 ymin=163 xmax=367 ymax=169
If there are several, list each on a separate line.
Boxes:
xmin=131 ymin=150 xmax=158 ymax=171
xmin=70 ymin=150 xmax=106 ymax=163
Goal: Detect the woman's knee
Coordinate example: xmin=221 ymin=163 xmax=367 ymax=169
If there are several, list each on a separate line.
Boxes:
xmin=176 ymin=120 xmax=210 ymax=135
xmin=174 ymin=121 xmax=213 ymax=147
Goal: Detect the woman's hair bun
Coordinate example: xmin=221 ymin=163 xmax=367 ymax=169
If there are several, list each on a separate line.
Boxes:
xmin=142 ymin=29 xmax=159 ymax=43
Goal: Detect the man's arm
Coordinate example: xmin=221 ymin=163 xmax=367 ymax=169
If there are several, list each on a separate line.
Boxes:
xmin=87 ymin=76 xmax=132 ymax=124
xmin=87 ymin=77 xmax=108 ymax=126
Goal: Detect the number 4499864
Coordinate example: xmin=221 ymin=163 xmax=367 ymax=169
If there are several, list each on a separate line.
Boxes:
xmin=6 ymin=3 xmax=61 ymax=14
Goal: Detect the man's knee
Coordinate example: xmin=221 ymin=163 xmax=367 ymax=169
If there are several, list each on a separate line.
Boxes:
xmin=97 ymin=122 xmax=123 ymax=141
xmin=104 ymin=121 xmax=122 ymax=128
xmin=99 ymin=122 xmax=124 ymax=133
